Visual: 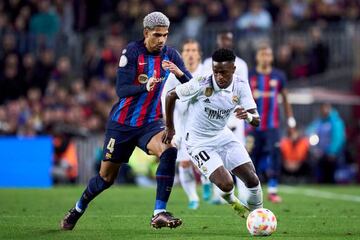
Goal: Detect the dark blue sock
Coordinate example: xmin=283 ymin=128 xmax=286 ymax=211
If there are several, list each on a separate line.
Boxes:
xmin=154 ymin=147 xmax=177 ymax=211
xmin=76 ymin=174 xmax=112 ymax=212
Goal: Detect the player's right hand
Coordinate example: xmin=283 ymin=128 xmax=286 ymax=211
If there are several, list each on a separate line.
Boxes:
xmin=146 ymin=70 xmax=161 ymax=91
xmin=162 ymin=127 xmax=175 ymax=144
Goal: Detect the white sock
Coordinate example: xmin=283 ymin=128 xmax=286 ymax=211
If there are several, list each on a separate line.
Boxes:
xmin=178 ymin=165 xmax=199 ymax=202
xmin=236 ymin=177 xmax=249 ymax=207
xmin=247 ymin=184 xmax=263 ymax=211
xmin=220 ymin=187 xmax=238 ymax=204
xmin=153 ymin=209 xmax=166 ymax=215
xmin=212 ymin=184 xmax=227 ymax=204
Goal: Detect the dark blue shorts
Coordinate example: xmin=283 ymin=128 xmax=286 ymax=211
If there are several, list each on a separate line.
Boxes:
xmin=102 ymin=120 xmax=165 ymax=163
xmin=248 ymin=128 xmax=281 ymax=176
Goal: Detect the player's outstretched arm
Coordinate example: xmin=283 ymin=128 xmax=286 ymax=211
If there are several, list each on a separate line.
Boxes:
xmin=162 ymin=90 xmax=178 ymax=144
xmin=234 ymin=107 xmax=260 ymax=127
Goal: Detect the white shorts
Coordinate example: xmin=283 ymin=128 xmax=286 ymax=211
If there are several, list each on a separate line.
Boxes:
xmin=188 ymin=140 xmax=252 ymax=178
xmin=176 ymin=139 xmax=191 ymax=162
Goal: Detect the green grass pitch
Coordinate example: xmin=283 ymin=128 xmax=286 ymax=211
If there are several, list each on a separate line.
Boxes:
xmin=0 ymin=185 xmax=360 ymax=240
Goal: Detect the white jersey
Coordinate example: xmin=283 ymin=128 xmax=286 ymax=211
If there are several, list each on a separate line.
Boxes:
xmin=203 ymin=56 xmax=248 ymax=144
xmin=175 ymin=74 xmax=256 ymax=153
xmin=161 ymin=64 xmax=205 ymax=160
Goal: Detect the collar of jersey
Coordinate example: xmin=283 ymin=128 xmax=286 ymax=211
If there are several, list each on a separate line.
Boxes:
xmin=211 ymin=75 xmax=234 ymax=93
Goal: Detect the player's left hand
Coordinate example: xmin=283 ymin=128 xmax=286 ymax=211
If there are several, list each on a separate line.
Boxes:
xmin=234 ymin=107 xmax=248 ymax=120
xmin=162 ymin=60 xmax=184 ymax=78
xmin=162 ymin=127 xmax=175 ymax=144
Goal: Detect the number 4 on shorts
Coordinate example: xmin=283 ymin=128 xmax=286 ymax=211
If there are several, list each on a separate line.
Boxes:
xmin=107 ymin=138 xmax=115 ymax=153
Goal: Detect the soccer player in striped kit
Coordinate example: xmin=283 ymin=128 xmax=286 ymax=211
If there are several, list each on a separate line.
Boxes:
xmin=248 ymin=43 xmax=296 ymax=203
xmin=60 ymin=12 xmax=191 ymax=230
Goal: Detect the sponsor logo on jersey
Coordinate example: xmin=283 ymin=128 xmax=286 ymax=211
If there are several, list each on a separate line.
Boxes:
xmin=204 ymin=87 xmax=213 ymax=97
xmin=105 ymin=153 xmax=112 ymax=159
xmin=138 ymin=74 xmax=149 ymax=84
xmin=203 ymin=98 xmax=211 ymax=103
xmin=205 ymin=107 xmax=232 ymax=120
xmin=232 ymin=95 xmax=239 ymax=104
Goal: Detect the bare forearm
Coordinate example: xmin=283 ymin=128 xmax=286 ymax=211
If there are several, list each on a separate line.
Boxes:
xmin=281 ymin=89 xmax=296 ymax=128
xmin=165 ymin=90 xmax=178 ymax=130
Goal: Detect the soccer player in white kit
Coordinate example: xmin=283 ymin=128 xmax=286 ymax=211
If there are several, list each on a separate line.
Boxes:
xmin=161 ymin=39 xmax=209 ymax=210
xmin=163 ymin=49 xmax=263 ymax=216
xmin=203 ymin=30 xmax=250 ymax=204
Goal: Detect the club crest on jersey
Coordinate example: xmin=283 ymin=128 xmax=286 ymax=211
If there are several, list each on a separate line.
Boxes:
xmin=204 ymin=87 xmax=213 ymax=97
xmin=138 ymin=74 xmax=149 ymax=84
xmin=270 ymin=79 xmax=278 ymax=87
xmin=232 ymin=95 xmax=239 ymax=104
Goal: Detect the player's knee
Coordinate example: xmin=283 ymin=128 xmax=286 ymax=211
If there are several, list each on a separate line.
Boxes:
xmin=218 ymin=180 xmax=234 ymax=193
xmin=99 ymin=172 xmax=116 ymax=185
xmin=245 ymin=172 xmax=260 ymax=188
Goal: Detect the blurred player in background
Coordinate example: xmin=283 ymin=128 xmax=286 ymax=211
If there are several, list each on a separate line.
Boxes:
xmin=248 ymin=43 xmax=296 ymax=203
xmin=203 ymin=30 xmax=250 ymax=204
xmin=60 ymin=12 xmax=192 ymax=230
xmin=163 ymin=48 xmax=263 ymax=217
xmin=161 ymin=39 xmax=211 ymax=210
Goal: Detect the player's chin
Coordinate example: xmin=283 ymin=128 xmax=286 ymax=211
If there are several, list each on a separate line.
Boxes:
xmin=155 ymin=45 xmax=164 ymax=51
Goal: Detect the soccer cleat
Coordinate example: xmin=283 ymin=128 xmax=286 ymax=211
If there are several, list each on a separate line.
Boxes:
xmin=268 ymin=193 xmax=282 ymax=203
xmin=231 ymin=200 xmax=249 ymax=218
xmin=188 ymin=201 xmax=199 ymax=210
xmin=202 ymin=183 xmax=212 ymax=201
xmin=150 ymin=212 xmax=182 ymax=229
xmin=60 ymin=208 xmax=83 ymax=230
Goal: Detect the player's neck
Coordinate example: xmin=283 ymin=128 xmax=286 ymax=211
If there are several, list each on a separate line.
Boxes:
xmin=187 ymin=62 xmax=200 ymax=74
xmin=144 ymin=40 xmax=157 ymax=54
xmin=256 ymin=65 xmax=272 ymax=75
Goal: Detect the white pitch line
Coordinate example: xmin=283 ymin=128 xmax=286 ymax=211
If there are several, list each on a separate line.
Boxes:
xmin=280 ymin=186 xmax=360 ymax=203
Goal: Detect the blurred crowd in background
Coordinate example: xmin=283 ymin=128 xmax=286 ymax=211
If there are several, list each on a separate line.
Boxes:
xmin=0 ymin=0 xmax=359 ymax=185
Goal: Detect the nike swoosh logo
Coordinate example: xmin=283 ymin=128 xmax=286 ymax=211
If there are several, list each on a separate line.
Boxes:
xmin=138 ymin=63 xmax=147 ymax=66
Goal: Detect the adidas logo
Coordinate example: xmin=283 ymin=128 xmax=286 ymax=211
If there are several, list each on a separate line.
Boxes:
xmin=203 ymin=98 xmax=211 ymax=103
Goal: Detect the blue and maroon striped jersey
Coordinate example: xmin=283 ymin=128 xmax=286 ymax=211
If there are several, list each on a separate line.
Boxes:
xmin=110 ymin=40 xmax=191 ymax=127
xmin=249 ymin=68 xmax=287 ymax=131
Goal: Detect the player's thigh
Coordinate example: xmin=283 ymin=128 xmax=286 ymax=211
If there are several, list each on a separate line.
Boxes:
xmin=138 ymin=121 xmax=172 ymax=157
xmin=189 ymin=148 xmax=223 ymax=179
xmin=102 ymin=129 xmax=136 ymax=164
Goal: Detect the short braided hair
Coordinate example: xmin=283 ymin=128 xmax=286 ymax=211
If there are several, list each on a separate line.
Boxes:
xmin=143 ymin=12 xmax=170 ymax=29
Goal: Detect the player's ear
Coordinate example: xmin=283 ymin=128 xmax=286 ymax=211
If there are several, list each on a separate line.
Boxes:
xmin=143 ymin=28 xmax=149 ymax=38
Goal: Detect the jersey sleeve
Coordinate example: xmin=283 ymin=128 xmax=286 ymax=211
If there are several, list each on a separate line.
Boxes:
xmin=116 ymin=43 xmax=147 ymax=98
xmin=239 ymin=80 xmax=257 ymax=110
xmin=161 ymin=73 xmax=181 ymax=114
xmin=175 ymin=77 xmax=201 ymax=102
xmin=278 ymin=70 xmax=287 ymax=91
xmin=169 ymin=48 xmax=192 ymax=83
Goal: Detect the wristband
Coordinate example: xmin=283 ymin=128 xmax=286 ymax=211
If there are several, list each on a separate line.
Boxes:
xmin=246 ymin=112 xmax=254 ymax=123
xmin=287 ymin=117 xmax=296 ymax=128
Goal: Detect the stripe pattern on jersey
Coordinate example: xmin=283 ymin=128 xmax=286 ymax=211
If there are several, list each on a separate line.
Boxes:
xmin=250 ymin=72 xmax=281 ymax=130
xmin=112 ymin=54 xmax=170 ymax=127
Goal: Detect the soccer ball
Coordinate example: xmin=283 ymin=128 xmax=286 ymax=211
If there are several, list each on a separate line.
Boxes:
xmin=246 ymin=208 xmax=277 ymax=236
